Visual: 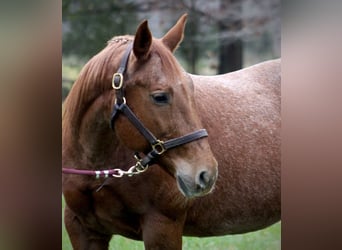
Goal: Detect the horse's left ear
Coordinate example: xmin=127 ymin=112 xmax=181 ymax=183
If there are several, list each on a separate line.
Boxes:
xmin=161 ymin=14 xmax=188 ymax=52
xmin=133 ymin=20 xmax=152 ymax=60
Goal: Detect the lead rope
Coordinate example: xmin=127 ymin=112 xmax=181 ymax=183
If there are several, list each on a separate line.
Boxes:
xmin=62 ymin=153 xmax=149 ymax=178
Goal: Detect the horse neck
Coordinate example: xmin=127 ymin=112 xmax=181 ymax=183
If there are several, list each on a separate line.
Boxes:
xmin=63 ymin=91 xmax=131 ymax=170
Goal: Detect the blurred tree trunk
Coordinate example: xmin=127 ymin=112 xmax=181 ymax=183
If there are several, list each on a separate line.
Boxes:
xmin=188 ymin=0 xmax=200 ymax=74
xmin=218 ymin=27 xmax=242 ymax=73
xmin=218 ymin=0 xmax=243 ymax=74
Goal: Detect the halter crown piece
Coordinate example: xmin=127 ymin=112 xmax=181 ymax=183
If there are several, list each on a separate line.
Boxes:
xmin=62 ymin=42 xmax=209 ymax=178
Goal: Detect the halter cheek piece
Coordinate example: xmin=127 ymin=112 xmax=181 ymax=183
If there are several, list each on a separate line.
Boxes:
xmin=62 ymin=43 xmax=208 ymax=178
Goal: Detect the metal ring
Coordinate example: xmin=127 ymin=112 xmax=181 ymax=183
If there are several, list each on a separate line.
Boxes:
xmin=114 ymin=97 xmax=126 ymax=105
xmin=152 ymin=140 xmax=166 ymax=155
xmin=112 ymin=73 xmax=124 ymax=89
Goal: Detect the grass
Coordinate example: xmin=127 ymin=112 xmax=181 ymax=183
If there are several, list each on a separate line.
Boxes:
xmin=62 ymin=197 xmax=280 ymax=250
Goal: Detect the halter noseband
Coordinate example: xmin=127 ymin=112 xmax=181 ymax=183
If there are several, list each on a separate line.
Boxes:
xmin=62 ymin=43 xmax=208 ymax=178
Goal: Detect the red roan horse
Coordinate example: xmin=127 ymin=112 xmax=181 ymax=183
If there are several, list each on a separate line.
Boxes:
xmin=62 ymin=14 xmax=280 ymax=250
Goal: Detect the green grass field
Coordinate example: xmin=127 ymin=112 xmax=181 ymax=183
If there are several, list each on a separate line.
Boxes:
xmin=62 ymin=197 xmax=280 ymax=250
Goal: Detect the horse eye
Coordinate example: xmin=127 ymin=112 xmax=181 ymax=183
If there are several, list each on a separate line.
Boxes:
xmin=151 ymin=92 xmax=170 ymax=105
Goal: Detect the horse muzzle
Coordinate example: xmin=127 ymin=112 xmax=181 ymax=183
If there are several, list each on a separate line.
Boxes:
xmin=176 ymin=162 xmax=218 ymax=198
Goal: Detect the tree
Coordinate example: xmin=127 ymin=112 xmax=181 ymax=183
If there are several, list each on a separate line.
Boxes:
xmin=62 ymin=0 xmax=138 ymax=59
xmin=217 ymin=0 xmax=243 ymax=73
xmin=62 ymin=0 xmax=280 ymax=72
xmin=176 ymin=0 xmax=280 ymax=73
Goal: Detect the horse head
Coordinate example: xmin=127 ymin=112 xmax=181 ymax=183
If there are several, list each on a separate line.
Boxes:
xmin=109 ymin=14 xmax=218 ymax=198
xmin=62 ymin=14 xmax=218 ymax=198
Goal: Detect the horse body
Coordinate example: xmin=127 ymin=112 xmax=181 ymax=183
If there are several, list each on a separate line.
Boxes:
xmin=185 ymin=60 xmax=281 ymax=236
xmin=63 ymin=14 xmax=280 ymax=250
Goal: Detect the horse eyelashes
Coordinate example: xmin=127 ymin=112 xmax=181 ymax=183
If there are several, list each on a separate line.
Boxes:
xmin=151 ymin=92 xmax=170 ymax=105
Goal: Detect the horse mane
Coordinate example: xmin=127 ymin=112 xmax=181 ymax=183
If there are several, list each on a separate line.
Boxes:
xmin=62 ymin=35 xmax=183 ymax=139
xmin=62 ymin=35 xmax=133 ymax=136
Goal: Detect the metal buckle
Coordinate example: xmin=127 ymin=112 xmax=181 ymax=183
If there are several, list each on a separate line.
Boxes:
xmin=152 ymin=140 xmax=166 ymax=155
xmin=114 ymin=97 xmax=126 ymax=105
xmin=132 ymin=154 xmax=149 ymax=174
xmin=112 ymin=73 xmax=124 ymax=89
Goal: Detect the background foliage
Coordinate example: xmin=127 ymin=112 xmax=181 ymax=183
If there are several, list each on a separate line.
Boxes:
xmin=62 ymin=0 xmax=280 ymax=100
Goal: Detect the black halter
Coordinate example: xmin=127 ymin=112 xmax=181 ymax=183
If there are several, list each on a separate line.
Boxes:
xmin=62 ymin=43 xmax=209 ymax=178
xmin=109 ymin=43 xmax=209 ymax=168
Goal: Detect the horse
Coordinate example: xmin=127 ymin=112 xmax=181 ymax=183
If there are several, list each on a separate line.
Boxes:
xmin=62 ymin=14 xmax=280 ymax=250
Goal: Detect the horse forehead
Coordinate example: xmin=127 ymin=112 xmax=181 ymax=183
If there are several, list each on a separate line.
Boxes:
xmin=139 ymin=57 xmax=184 ymax=87
xmin=149 ymin=71 xmax=184 ymax=88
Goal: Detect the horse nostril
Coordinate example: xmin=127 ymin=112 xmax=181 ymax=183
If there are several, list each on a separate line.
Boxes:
xmin=197 ymin=170 xmax=210 ymax=189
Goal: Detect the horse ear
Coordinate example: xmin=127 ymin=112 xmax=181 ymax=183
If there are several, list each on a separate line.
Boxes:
xmin=161 ymin=14 xmax=188 ymax=52
xmin=133 ymin=20 xmax=152 ymax=60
